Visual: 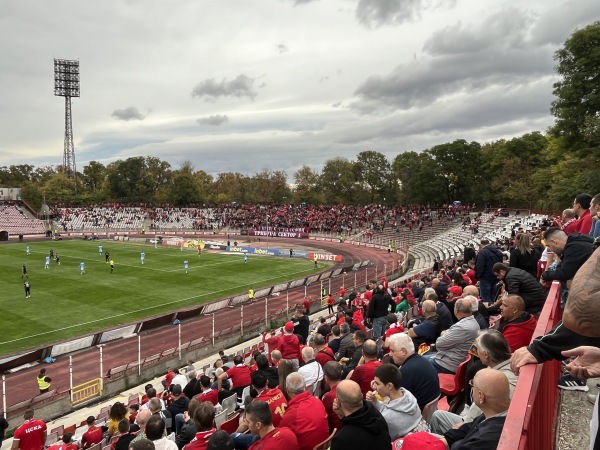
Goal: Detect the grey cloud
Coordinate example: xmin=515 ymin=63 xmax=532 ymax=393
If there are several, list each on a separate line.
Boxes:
xmin=111 ymin=106 xmax=145 ymax=121
xmin=191 ymin=74 xmax=257 ymax=101
xmin=276 ymin=43 xmax=289 ymax=53
xmin=355 ymin=0 xmax=422 ymax=28
xmin=319 ymin=75 xmax=329 ymax=83
xmin=197 ymin=114 xmax=229 ymax=126
xmin=352 ymin=8 xmax=554 ymax=113
xmin=332 ymin=101 xmax=342 ymax=108
xmin=530 ymin=1 xmax=600 ymax=46
xmin=341 ymin=80 xmax=553 ymax=144
xmin=293 ymin=0 xmax=319 ymax=5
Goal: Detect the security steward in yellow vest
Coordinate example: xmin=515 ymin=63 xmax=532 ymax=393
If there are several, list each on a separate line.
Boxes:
xmin=37 ymin=368 xmax=52 ymax=394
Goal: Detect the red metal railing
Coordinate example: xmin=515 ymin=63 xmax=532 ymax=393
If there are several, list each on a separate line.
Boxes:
xmin=497 ymin=281 xmax=563 ymax=450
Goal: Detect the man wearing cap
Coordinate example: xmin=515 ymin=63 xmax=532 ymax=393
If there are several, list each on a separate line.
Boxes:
xmin=475 ymin=239 xmax=504 ymax=303
xmin=168 ymin=385 xmax=189 ymax=434
xmin=277 ymin=322 xmax=301 ymax=370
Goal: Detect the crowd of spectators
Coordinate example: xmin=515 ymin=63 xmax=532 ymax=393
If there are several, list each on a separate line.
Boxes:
xmin=49 ymin=203 xmax=473 ymax=235
xmin=7 ymin=194 xmax=600 ymax=449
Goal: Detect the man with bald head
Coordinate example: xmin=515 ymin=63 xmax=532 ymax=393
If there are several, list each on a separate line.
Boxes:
xmin=441 ymin=368 xmax=510 ymax=449
xmin=497 ymin=295 xmax=537 ymax=352
xmin=407 ymin=300 xmax=442 ymax=347
xmin=130 ymin=410 xmax=152 ymax=443
xmin=561 ymin=208 xmax=578 ymax=234
xmin=331 ymin=380 xmax=391 ymax=450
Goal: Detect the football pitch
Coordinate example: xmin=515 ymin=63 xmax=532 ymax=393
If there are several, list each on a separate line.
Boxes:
xmin=0 ymin=239 xmax=323 ymax=357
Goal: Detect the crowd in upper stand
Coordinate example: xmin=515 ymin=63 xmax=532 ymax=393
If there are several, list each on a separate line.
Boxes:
xmin=48 ymin=203 xmax=474 ymax=234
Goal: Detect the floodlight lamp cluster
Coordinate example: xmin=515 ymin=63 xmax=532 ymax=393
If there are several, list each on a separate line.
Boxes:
xmin=54 ymin=58 xmax=80 ymax=97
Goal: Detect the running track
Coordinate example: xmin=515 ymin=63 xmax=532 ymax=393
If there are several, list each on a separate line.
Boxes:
xmin=1 ymin=236 xmax=402 ymax=409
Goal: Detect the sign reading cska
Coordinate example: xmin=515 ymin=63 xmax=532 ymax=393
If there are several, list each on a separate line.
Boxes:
xmin=308 ymin=252 xmax=343 ymax=262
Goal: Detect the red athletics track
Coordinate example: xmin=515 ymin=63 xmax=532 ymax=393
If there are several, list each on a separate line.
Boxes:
xmin=0 ymin=236 xmax=402 ymax=409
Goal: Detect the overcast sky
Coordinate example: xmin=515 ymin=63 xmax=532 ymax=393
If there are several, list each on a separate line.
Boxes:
xmin=1 ymin=0 xmax=598 ymax=178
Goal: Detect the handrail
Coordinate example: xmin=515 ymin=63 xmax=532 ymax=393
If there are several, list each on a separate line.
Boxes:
xmin=497 ymin=281 xmax=563 ymax=450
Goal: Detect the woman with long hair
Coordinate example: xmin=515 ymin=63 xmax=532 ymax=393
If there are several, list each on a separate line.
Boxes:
xmin=277 ymin=360 xmax=295 ymax=400
xmin=107 ymin=402 xmax=129 ymax=437
xmin=509 ymin=233 xmax=542 ymax=277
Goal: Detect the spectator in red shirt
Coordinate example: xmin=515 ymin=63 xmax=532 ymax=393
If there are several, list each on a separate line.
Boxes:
xmin=246 ymin=401 xmax=299 ymax=450
xmin=561 ymin=209 xmax=578 ymax=234
xmin=195 ymin=376 xmax=218 ymax=405
xmin=339 ymin=287 xmax=346 ymax=300
xmin=303 ymin=298 xmax=311 ymax=315
xmin=47 ymin=433 xmax=78 ymax=450
xmin=348 ymin=340 xmax=382 ymax=398
xmin=217 ymin=355 xmax=252 ymax=399
xmin=162 ymin=368 xmax=176 ymax=390
xmin=183 ymin=402 xmax=216 ymax=450
xmin=327 ymin=294 xmax=335 ymax=314
xmin=276 ymin=322 xmax=301 ymax=369
xmin=313 ymin=334 xmax=336 ymax=367
xmin=279 ymin=373 xmax=329 ymax=450
xmin=81 ymin=416 xmax=104 ymax=449
xmin=321 ymin=361 xmax=343 ymax=434
xmin=11 ymin=409 xmax=47 ymax=450
xmin=497 ymin=295 xmax=537 ymax=353
xmin=232 ymin=371 xmax=289 ymax=429
xmin=573 ymin=193 xmax=593 ymax=234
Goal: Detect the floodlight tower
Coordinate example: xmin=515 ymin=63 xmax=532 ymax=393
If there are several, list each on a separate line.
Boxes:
xmin=54 ymin=58 xmax=80 ymax=189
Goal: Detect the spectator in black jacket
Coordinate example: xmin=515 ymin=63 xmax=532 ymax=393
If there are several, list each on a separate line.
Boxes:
xmin=475 ymin=240 xmax=504 ymax=302
xmin=541 ymin=228 xmax=595 ymax=286
xmin=441 ymin=369 xmax=510 ymax=449
xmin=511 ymin=246 xmax=600 ymax=390
xmin=492 ymin=263 xmax=547 ymax=316
xmin=292 ymin=309 xmax=310 ymax=344
xmin=182 ymin=371 xmax=201 ymax=400
xmin=366 ymin=285 xmax=395 ymax=340
xmin=176 ymin=398 xmax=199 ymax=449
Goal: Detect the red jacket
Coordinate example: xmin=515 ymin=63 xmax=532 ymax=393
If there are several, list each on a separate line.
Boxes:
xmin=349 ymin=360 xmax=382 ymax=398
xmin=322 ymin=384 xmax=343 ymax=434
xmin=314 ymin=347 xmax=335 ymax=367
xmin=184 ymin=429 xmax=216 ymax=450
xmin=499 ymin=314 xmax=537 ymax=353
xmin=248 ymin=427 xmax=299 ymax=450
xmin=277 ymin=334 xmax=301 ymax=360
xmin=279 ymin=391 xmax=329 ymax=450
xmin=575 ymin=209 xmax=592 ymax=235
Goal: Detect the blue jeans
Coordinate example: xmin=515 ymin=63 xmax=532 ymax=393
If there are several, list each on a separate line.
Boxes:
xmin=372 ymin=316 xmax=388 ymax=340
xmin=478 ymin=279 xmax=494 ymax=303
xmin=231 ymin=433 xmax=260 ymax=450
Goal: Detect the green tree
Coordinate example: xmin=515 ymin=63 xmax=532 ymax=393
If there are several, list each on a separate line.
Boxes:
xmin=293 ymin=165 xmax=320 ymax=203
xmin=354 ymin=150 xmax=394 ymax=203
xmin=551 ymin=20 xmax=600 ymax=152
xmin=318 ymin=157 xmax=360 ymax=204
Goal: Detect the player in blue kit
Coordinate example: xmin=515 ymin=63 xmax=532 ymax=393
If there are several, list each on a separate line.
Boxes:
xmin=141 ymin=251 xmax=145 ymax=265
xmin=45 ymin=255 xmax=50 ymax=269
xmin=244 ymin=253 xmax=248 ymax=263
xmin=99 ymin=244 xmax=103 ymax=254
xmin=80 ymin=261 xmax=86 ymax=275
xmin=26 ymin=245 xmax=30 ymax=256
xmin=184 ymin=260 xmax=189 ymax=274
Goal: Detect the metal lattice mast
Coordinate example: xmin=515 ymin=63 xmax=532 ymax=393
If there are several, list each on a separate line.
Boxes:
xmin=54 ymin=58 xmax=80 ymax=190
xmin=63 ymin=96 xmax=76 ymax=178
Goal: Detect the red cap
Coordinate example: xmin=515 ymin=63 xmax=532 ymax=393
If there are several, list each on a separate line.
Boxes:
xmin=397 ymin=432 xmax=446 ymax=449
xmin=284 ymin=322 xmax=294 ymax=332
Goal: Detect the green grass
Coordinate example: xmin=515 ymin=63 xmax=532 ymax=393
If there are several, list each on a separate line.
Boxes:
xmin=0 ymin=239 xmax=323 ymax=356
